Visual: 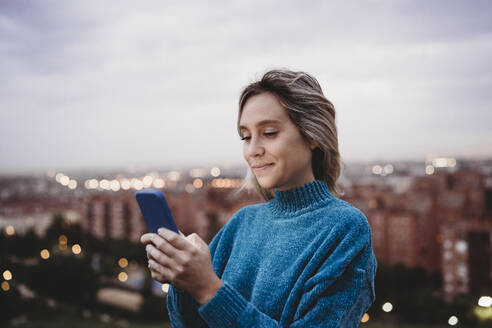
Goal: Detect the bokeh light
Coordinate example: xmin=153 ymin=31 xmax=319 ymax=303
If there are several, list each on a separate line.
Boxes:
xmin=2 ymin=270 xmax=12 ymax=281
xmin=72 ymin=244 xmax=82 ymax=254
xmin=1 ymin=281 xmax=10 ymax=292
xmin=478 ymin=296 xmax=492 ymax=307
xmin=168 ymin=171 xmax=180 ymax=181
xmin=448 ymin=315 xmax=458 ymax=326
xmin=6 ymin=225 xmax=15 ymax=236
xmin=185 ymin=184 xmax=195 ymax=193
xmin=210 ymin=167 xmax=221 ymax=177
xmin=425 ymin=165 xmax=435 ymax=175
xmin=59 ymin=235 xmax=68 ymax=245
xmin=382 ymin=302 xmax=393 ymax=312
xmin=383 ymin=164 xmax=394 ymax=174
xmin=55 ymin=173 xmax=64 ymax=182
xmin=118 ymin=258 xmax=128 ymax=268
xmin=153 ymin=178 xmax=165 ymax=188
xmin=40 ymin=249 xmax=50 ymax=259
xmin=360 ymin=313 xmax=369 ymax=323
xmin=110 ymin=179 xmax=120 ymax=191
xmin=143 ymin=175 xmax=153 ymax=187
xmin=118 ymin=272 xmax=128 ymax=282
xmin=68 ymin=179 xmax=77 ymax=189
xmin=121 ymin=179 xmax=131 ymax=190
xmin=193 ymin=178 xmax=203 ymax=189
xmin=372 ymin=165 xmax=382 ymax=175
xmin=99 ymin=179 xmax=110 ymax=190
xmin=60 ymin=175 xmax=70 ymax=186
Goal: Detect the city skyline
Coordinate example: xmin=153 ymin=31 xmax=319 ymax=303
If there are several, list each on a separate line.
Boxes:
xmin=1 ymin=0 xmax=492 ymax=173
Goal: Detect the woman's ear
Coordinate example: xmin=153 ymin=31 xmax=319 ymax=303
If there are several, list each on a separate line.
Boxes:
xmin=309 ymin=139 xmax=318 ymax=150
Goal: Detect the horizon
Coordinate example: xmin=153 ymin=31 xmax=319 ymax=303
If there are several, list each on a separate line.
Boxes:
xmin=1 ymin=153 xmax=490 ymax=177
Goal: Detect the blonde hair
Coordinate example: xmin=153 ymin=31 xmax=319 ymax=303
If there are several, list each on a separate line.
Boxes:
xmin=236 ymin=69 xmax=342 ymax=201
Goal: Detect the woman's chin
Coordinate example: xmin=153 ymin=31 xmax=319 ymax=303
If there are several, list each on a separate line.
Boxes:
xmin=256 ymin=178 xmax=275 ymax=190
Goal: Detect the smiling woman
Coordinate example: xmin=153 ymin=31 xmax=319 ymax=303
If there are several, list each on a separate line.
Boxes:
xmin=141 ymin=69 xmax=378 ymax=327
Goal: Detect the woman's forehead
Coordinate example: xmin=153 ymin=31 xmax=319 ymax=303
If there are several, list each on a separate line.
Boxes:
xmin=239 ymin=93 xmax=287 ymax=128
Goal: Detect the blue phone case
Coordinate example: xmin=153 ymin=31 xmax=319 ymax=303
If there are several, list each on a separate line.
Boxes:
xmin=136 ymin=190 xmax=179 ymax=234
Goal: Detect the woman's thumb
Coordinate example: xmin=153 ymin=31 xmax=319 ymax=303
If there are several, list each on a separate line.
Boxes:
xmin=186 ymin=233 xmax=207 ymax=250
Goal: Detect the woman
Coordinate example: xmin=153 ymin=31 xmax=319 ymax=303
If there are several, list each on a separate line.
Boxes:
xmin=141 ymin=69 xmax=377 ymax=327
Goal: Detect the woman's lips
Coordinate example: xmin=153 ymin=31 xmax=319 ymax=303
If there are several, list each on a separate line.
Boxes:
xmin=252 ymin=163 xmax=273 ymax=170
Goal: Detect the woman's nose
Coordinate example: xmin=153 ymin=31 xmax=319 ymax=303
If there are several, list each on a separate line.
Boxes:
xmin=247 ymin=137 xmax=265 ymax=157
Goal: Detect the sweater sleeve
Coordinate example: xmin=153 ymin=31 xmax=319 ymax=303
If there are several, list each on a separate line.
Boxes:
xmin=166 ymin=224 xmax=228 ymax=328
xmin=197 ymin=207 xmax=377 ymax=328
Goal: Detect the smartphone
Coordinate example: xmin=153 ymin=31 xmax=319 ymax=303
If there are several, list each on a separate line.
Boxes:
xmin=136 ymin=190 xmax=179 ymax=234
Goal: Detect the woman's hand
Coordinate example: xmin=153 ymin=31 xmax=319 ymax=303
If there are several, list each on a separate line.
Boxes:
xmin=140 ymin=228 xmax=223 ymax=305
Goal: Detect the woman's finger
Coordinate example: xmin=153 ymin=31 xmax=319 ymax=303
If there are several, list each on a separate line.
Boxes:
xmin=148 ymin=233 xmax=178 ymax=257
xmin=146 ymin=244 xmax=174 ymax=268
xmin=147 ymin=259 xmax=171 ymax=279
xmin=158 ymin=228 xmax=192 ymax=251
xmin=140 ymin=233 xmax=154 ymax=245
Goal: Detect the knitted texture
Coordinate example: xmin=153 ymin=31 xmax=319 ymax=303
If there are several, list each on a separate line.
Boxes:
xmin=167 ymin=180 xmax=377 ymax=327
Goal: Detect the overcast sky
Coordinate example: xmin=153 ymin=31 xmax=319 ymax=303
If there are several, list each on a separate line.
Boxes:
xmin=1 ymin=0 xmax=491 ymax=173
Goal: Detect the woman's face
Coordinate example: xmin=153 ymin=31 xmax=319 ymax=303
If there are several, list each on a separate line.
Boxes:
xmin=239 ymin=92 xmax=317 ymax=191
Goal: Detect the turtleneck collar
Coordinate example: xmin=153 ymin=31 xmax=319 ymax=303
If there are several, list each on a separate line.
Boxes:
xmin=267 ymin=179 xmax=335 ymax=216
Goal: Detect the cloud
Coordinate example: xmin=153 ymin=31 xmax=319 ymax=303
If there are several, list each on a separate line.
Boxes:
xmin=1 ymin=0 xmax=491 ymax=172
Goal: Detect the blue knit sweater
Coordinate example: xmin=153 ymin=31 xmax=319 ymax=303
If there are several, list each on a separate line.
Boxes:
xmin=167 ymin=180 xmax=377 ymax=327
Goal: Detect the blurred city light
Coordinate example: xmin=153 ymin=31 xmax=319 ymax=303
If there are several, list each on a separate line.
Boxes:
xmin=433 ymin=157 xmax=457 ymax=168
xmin=189 ymin=168 xmax=206 ymax=178
xmin=455 ymin=240 xmax=467 ymax=253
xmin=153 ymin=178 xmax=165 ymax=188
xmin=68 ymin=179 xmax=77 ymax=189
xmin=211 ymin=178 xmax=242 ymax=189
xmin=6 ymin=225 xmax=15 ymax=236
xmin=425 ymin=165 xmax=435 ymax=175
xmin=360 ymin=313 xmax=369 ymax=323
xmin=121 ymin=179 xmax=131 ymax=190
xmin=168 ymin=171 xmax=180 ymax=181
xmin=40 ymin=249 xmax=50 ymax=259
xmin=2 ymin=270 xmax=12 ymax=281
xmin=84 ymin=179 xmax=99 ymax=189
xmin=1 ymin=281 xmax=10 ymax=292
xmin=143 ymin=175 xmax=153 ymax=187
xmin=448 ymin=315 xmax=458 ymax=325
xmin=372 ymin=165 xmax=383 ymax=175
xmin=383 ymin=164 xmax=394 ymax=174
xmin=118 ymin=258 xmax=128 ymax=268
xmin=478 ymin=296 xmax=492 ymax=307
xmin=59 ymin=235 xmax=68 ymax=245
xmin=185 ymin=184 xmax=195 ymax=193
xmin=55 ymin=173 xmax=64 ymax=183
xmin=60 ymin=175 xmax=70 ymax=186
xmin=118 ymin=272 xmax=128 ymax=282
xmin=72 ymin=244 xmax=82 ymax=255
xmin=100 ymin=179 xmax=110 ymax=190
xmin=110 ymin=179 xmax=120 ymax=191
xmin=210 ymin=167 xmax=221 ymax=177
xmin=132 ymin=178 xmax=144 ymax=190
xmin=161 ymin=283 xmax=169 ymax=293
xmin=193 ymin=178 xmax=203 ymax=189
xmin=382 ymin=302 xmax=393 ymax=312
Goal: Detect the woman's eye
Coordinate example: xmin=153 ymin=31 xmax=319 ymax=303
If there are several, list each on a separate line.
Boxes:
xmin=240 ymin=132 xmax=277 ymax=141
